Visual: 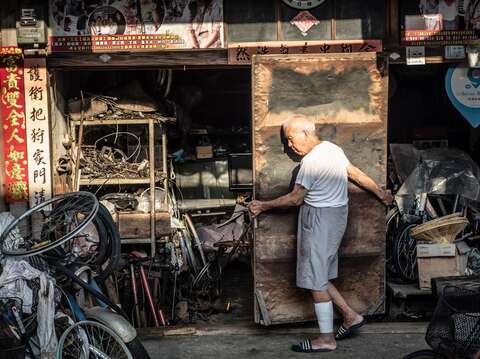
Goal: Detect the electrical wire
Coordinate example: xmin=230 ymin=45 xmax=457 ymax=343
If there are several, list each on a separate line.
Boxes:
xmin=93 ymin=131 xmax=141 ymax=161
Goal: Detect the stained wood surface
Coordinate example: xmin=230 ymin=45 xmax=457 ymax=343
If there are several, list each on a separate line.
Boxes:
xmin=47 ymin=49 xmax=229 ymax=69
xmin=252 ymin=53 xmax=388 ymax=325
xmin=224 ymin=0 xmax=277 ymax=42
xmin=117 ymin=211 xmax=171 ymax=238
xmin=334 ymin=0 xmax=386 ymax=40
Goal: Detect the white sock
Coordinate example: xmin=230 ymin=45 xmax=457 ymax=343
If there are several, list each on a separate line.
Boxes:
xmin=314 ymin=301 xmax=334 ymax=334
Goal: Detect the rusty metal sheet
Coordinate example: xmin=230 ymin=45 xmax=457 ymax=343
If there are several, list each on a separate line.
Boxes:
xmin=252 ymin=53 xmax=388 ymax=325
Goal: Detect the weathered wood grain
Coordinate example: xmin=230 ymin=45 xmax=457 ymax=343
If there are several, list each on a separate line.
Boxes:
xmin=252 ymin=53 xmax=388 ymax=325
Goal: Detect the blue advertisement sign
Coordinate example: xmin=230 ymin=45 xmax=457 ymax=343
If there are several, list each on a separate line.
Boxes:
xmin=446 ymin=64 xmax=480 ymax=128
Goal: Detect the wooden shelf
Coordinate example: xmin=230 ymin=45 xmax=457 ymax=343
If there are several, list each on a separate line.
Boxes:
xmin=79 ymin=177 xmax=151 ymax=185
xmin=71 ymin=111 xmax=170 ymax=255
xmin=120 ymin=237 xmax=169 ymax=244
xmin=71 ymin=117 xmax=174 ymax=126
xmin=121 ymin=238 xmax=151 ymax=244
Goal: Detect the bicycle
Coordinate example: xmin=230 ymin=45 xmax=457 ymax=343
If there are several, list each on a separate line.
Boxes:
xmin=404 ymin=285 xmax=480 ymax=359
xmin=0 ymin=191 xmax=150 ymax=359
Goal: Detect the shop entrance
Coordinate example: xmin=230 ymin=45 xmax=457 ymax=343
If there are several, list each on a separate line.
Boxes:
xmin=50 ymin=66 xmax=255 ymax=326
xmin=386 ymin=64 xmax=480 ymax=316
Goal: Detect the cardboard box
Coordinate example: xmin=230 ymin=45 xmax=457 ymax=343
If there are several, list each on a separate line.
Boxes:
xmin=196 ymin=145 xmax=213 ymax=159
xmin=417 ymin=243 xmax=456 ymax=257
xmin=417 ymin=244 xmax=468 ymax=290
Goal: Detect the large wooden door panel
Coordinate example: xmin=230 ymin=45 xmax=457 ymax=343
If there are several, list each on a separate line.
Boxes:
xmin=252 ymin=53 xmax=388 ymax=325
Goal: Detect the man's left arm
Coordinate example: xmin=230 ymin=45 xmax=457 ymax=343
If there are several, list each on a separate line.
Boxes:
xmin=347 ymin=163 xmax=393 ymax=205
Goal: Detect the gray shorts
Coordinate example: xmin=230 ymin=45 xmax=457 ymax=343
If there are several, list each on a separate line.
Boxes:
xmin=296 ymin=204 xmax=348 ymax=291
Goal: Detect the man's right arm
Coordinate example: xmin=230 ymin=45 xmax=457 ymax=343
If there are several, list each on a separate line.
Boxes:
xmin=248 ymin=184 xmax=307 ymax=217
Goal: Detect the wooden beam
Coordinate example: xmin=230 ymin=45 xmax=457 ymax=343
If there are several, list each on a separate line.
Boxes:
xmin=387 ymin=46 xmax=465 ymax=65
xmin=387 ymin=0 xmax=400 ymax=47
xmin=46 ymin=49 xmax=230 ymax=69
xmin=0 ymin=0 xmax=18 ymax=47
xmin=79 ymin=178 xmax=152 ymax=185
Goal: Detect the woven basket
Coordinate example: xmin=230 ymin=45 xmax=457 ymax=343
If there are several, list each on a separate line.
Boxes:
xmin=409 ymin=213 xmax=469 ymax=244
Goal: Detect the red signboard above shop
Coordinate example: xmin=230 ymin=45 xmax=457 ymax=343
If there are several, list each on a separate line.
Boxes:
xmin=48 ymin=0 xmax=224 ymax=53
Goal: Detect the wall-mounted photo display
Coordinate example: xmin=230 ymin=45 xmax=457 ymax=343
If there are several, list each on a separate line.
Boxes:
xmin=49 ymin=0 xmax=224 ymax=52
xmin=401 ymin=0 xmax=480 ymax=45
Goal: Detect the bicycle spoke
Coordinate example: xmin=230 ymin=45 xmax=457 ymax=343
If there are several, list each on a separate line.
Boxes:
xmin=0 ymin=192 xmax=98 ymax=257
xmin=58 ymin=321 xmax=132 ymax=359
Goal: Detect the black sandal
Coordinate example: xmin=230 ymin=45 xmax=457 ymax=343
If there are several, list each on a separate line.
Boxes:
xmin=335 ymin=318 xmax=367 ymax=340
xmin=291 ymin=339 xmax=334 ymax=353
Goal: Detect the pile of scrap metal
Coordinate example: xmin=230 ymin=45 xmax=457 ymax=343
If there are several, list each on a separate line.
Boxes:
xmin=62 ymin=81 xmax=175 ymax=182
xmin=387 ymin=145 xmax=480 ymax=284
xmin=0 ymin=192 xmax=151 ymax=359
xmin=67 ymin=80 xmax=176 ymax=124
xmin=120 ymin=202 xmax=252 ymax=326
xmin=79 ymin=139 xmax=152 ymax=180
xmin=88 ymin=186 xmax=252 ymax=327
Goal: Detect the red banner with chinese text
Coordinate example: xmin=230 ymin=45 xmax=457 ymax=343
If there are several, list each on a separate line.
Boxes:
xmin=0 ymin=47 xmax=28 ymax=202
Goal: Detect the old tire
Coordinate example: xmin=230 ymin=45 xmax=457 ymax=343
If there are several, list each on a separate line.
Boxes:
xmin=127 ymin=337 xmax=151 ymax=359
xmin=403 ymin=349 xmax=447 ymax=359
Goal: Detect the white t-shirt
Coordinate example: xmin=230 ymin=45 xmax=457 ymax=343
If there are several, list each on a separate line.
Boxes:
xmin=439 ymin=0 xmax=458 ymax=20
xmin=295 ymin=141 xmax=349 ymax=208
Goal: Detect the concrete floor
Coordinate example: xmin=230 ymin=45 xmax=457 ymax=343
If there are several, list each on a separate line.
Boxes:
xmin=141 ymin=322 xmax=429 ymax=359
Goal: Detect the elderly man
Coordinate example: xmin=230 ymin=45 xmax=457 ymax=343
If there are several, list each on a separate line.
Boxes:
xmin=248 ymin=115 xmax=392 ymax=353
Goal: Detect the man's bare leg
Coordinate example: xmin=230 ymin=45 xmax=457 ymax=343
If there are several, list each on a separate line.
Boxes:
xmin=310 ymin=290 xmax=336 ymax=350
xmin=328 ymin=281 xmax=364 ymax=328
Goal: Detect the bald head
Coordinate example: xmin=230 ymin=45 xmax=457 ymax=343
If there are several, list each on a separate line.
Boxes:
xmin=282 ymin=114 xmax=320 ymax=156
xmin=282 ymin=114 xmax=316 ymax=135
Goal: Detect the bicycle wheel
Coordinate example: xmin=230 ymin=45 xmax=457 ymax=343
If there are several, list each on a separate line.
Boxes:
xmin=403 ymin=349 xmax=448 ymax=359
xmin=52 ymin=203 xmax=121 ymax=281
xmin=125 ymin=338 xmax=150 ymax=359
xmin=92 ymin=203 xmax=121 ymax=283
xmin=0 ymin=192 xmax=98 ymax=257
xmin=56 ymin=320 xmax=133 ymax=359
xmin=393 ymin=222 xmax=419 ymax=283
xmin=386 ymin=207 xmax=400 ymax=275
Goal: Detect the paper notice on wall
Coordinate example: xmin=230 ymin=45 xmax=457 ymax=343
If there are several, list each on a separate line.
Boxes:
xmin=444 ymin=45 xmax=466 ymax=60
xmin=406 ymin=46 xmax=426 ymax=65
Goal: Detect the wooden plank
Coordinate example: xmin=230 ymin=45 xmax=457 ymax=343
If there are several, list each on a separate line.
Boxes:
xmin=334 ymin=0 xmax=386 ymax=40
xmin=47 ymin=49 xmax=229 ymax=69
xmin=254 ymin=289 xmax=272 ymax=326
xmin=117 ymin=211 xmax=171 ymax=239
xmin=80 ymin=178 xmax=151 ymax=185
xmin=418 ymin=255 xmax=468 ymax=290
xmin=224 ymin=0 xmax=277 ymax=42
xmin=121 ymin=238 xmax=152 ymax=244
xmin=71 ymin=117 xmax=174 ymax=126
xmin=388 ymin=47 xmax=466 ymax=65
xmin=138 ymin=321 xmax=428 ymax=338
xmin=387 ymin=0 xmax=400 ymax=46
xmin=255 ymin=191 xmax=385 ymax=260
xmin=0 ymin=0 xmax=18 ymax=47
xmin=254 ymin=256 xmax=385 ymax=324
xmin=252 ymin=53 xmax=388 ymax=325
xmin=149 ymin=118 xmax=156 ymax=254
